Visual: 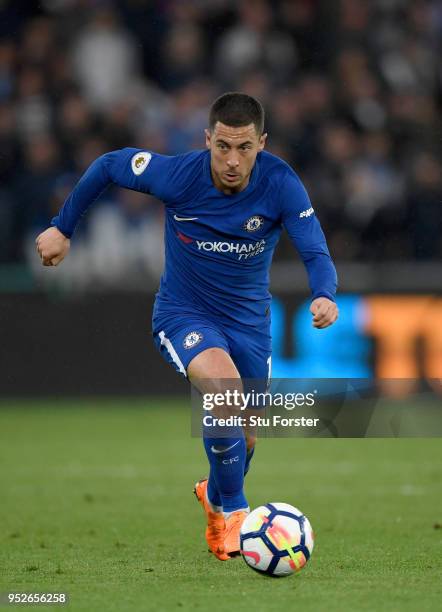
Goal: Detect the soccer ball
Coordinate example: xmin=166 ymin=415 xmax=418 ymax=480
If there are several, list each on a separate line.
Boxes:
xmin=240 ymin=502 xmax=314 ymax=577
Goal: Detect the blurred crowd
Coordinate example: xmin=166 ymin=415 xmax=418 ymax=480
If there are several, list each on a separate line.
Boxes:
xmin=0 ymin=0 xmax=441 ymax=286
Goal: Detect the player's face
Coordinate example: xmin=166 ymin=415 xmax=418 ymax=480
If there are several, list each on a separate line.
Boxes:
xmin=205 ymin=122 xmax=267 ymax=194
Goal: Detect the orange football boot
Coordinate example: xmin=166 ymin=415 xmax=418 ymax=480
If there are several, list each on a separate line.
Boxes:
xmin=194 ymin=478 xmax=229 ymax=561
xmin=223 ymin=511 xmax=248 ymax=557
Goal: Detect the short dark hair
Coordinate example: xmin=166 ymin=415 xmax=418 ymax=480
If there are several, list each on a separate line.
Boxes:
xmin=209 ymin=92 xmax=265 ymax=135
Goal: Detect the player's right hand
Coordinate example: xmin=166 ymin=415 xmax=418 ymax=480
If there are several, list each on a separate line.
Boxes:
xmin=310 ymin=297 xmax=339 ymax=329
xmin=35 ymin=226 xmax=70 ymax=266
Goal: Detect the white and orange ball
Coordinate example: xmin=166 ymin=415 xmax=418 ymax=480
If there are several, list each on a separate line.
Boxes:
xmin=240 ymin=502 xmax=314 ymax=577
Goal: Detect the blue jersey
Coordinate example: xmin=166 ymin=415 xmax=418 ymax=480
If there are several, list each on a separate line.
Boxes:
xmin=52 ymin=148 xmax=337 ymax=326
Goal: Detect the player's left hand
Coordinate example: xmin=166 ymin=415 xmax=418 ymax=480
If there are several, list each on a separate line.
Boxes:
xmin=310 ymin=297 xmax=338 ymax=329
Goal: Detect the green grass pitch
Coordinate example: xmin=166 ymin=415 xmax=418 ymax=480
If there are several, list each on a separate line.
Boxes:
xmin=0 ymin=399 xmax=441 ymax=612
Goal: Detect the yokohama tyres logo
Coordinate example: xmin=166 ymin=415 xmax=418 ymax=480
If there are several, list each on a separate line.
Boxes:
xmin=196 ymin=239 xmax=266 ymax=260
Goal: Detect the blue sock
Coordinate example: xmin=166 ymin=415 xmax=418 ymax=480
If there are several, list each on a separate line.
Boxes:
xmin=244 ymin=446 xmax=255 ymax=476
xmin=203 ymin=436 xmax=248 ymax=514
xmin=207 ymin=469 xmax=222 ymax=509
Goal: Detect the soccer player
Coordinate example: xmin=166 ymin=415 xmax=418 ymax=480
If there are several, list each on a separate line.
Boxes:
xmin=36 ymin=93 xmax=338 ymax=561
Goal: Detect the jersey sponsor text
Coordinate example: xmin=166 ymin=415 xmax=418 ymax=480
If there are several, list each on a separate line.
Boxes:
xmin=196 ymin=239 xmax=266 ymax=260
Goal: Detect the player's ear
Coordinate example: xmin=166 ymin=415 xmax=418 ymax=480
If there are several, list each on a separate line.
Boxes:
xmin=205 ymin=128 xmax=211 ymax=149
xmin=258 ymin=132 xmax=267 ymax=151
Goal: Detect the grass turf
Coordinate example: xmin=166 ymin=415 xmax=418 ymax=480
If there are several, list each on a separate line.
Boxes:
xmin=0 ymin=399 xmax=441 ymax=612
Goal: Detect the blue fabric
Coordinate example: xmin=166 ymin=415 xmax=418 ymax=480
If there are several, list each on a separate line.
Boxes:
xmin=52 ymin=148 xmax=337 ymax=327
xmin=207 ymin=471 xmax=222 ymax=508
xmin=152 ymin=306 xmax=271 ymax=378
xmin=203 ymin=436 xmax=248 ymax=513
xmin=50 ymin=146 xmax=338 ymax=516
xmin=154 ymin=309 xmax=267 ymax=510
xmin=244 ymin=446 xmax=255 ymax=477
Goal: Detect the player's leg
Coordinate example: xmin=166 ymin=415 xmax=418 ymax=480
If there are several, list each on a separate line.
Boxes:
xmin=153 ymin=316 xmax=247 ymax=558
xmin=188 ymin=349 xmax=250 ymax=557
xmin=188 ymin=349 xmax=249 ymax=515
xmin=188 ymin=349 xmax=239 ymax=510
xmin=153 ymin=326 xmax=238 ymax=498
xmin=222 ymin=321 xmax=272 ymax=479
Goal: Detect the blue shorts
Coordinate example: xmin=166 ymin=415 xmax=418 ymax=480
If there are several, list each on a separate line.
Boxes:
xmin=152 ymin=304 xmax=272 ymax=380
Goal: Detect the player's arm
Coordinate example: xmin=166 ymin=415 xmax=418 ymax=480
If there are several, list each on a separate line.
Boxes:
xmin=280 ymin=172 xmax=338 ymax=329
xmin=35 ymin=148 xmax=176 ymax=266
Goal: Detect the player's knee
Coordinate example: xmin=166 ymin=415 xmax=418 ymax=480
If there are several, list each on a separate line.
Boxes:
xmin=188 ymin=347 xmax=240 ymax=384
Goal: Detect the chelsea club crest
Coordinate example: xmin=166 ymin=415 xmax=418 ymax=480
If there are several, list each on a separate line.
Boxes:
xmin=244 ymin=215 xmax=264 ymax=232
xmin=183 ymin=331 xmax=203 ymax=349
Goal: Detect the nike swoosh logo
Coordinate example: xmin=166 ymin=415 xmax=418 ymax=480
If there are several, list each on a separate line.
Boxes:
xmin=210 ymin=441 xmax=240 ymax=454
xmin=174 ymin=214 xmax=198 ymax=221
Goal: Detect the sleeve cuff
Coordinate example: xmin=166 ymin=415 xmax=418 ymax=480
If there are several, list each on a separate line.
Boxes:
xmin=311 ymin=292 xmax=336 ymax=303
xmin=50 ymin=217 xmax=72 ymax=239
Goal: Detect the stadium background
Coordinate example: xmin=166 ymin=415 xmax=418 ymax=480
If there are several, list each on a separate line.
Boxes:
xmin=0 ymin=0 xmax=441 ymax=393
